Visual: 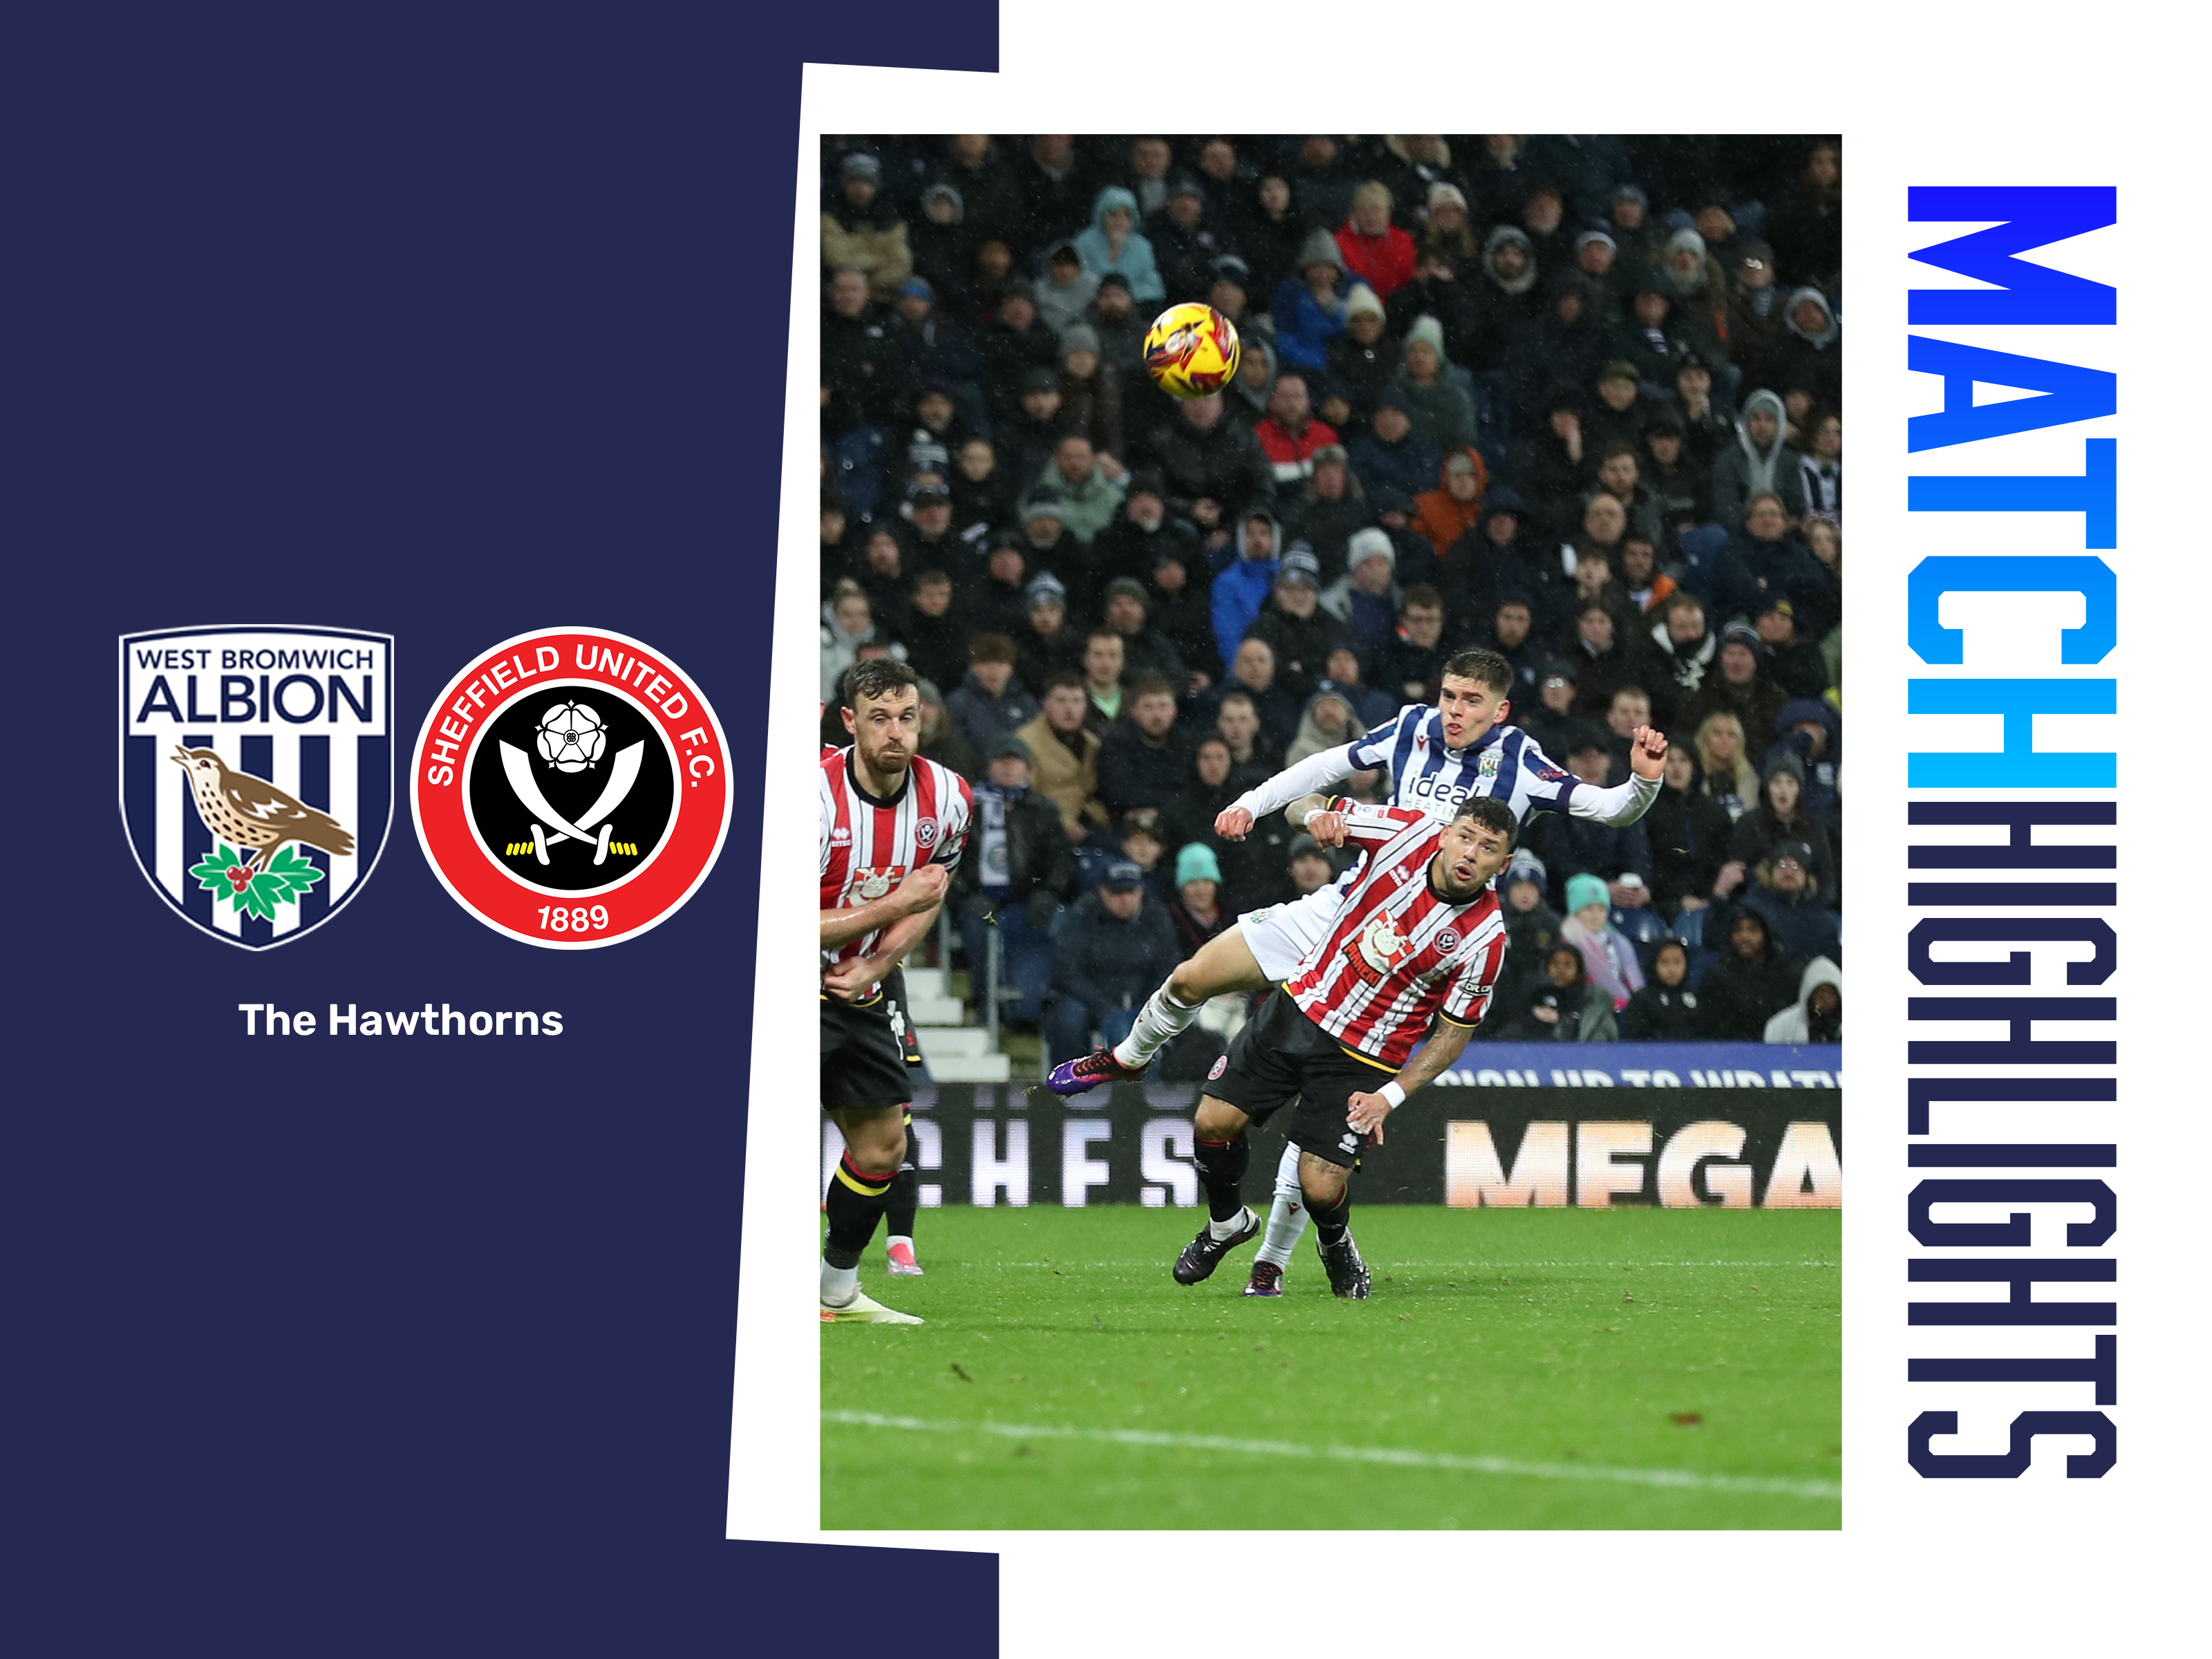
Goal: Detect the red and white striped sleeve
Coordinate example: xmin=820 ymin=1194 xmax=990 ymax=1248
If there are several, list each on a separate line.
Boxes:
xmin=1439 ymin=920 xmax=1508 ymax=1028
xmin=1335 ymin=803 xmax=1427 ymax=850
xmin=818 ymin=765 xmax=837 ymax=879
xmin=933 ymin=770 xmax=973 ymax=870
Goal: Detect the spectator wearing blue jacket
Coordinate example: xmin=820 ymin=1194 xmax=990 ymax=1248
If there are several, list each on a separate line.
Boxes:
xmin=1072 ymin=187 xmax=1164 ymax=305
xmin=1271 ymin=227 xmax=1359 ymax=375
xmin=1208 ymin=507 xmax=1280 ymax=671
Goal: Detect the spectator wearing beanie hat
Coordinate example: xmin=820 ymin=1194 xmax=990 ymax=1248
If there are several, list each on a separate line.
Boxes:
xmin=1334 ymin=180 xmax=1418 ymax=301
xmin=822 ymin=151 xmax=913 ymax=301
xmin=1319 ymin=527 xmax=1400 ymax=647
xmin=1015 ymin=572 xmax=1085 ymax=693
xmin=1743 ymin=838 xmax=1841 ymax=968
xmin=1101 ymin=575 xmax=1188 ymax=688
xmin=1273 ymin=227 xmax=1356 ymax=374
xmin=1681 ymin=620 xmax=1786 ymax=747
xmin=1324 ymin=283 xmax=1400 ymax=423
xmin=1245 ymin=544 xmax=1346 ymax=700
xmin=1389 ymin=315 xmax=1478 ymax=452
xmin=1165 ymin=842 xmax=1229 ymax=958
xmin=1560 ymin=870 xmax=1646 ymax=1011
xmin=1715 ymin=749 xmax=1838 ymax=906
xmin=1147 ymin=173 xmax=1230 ymax=301
xmin=1054 ymin=323 xmax=1126 ymax=461
xmin=1278 ymin=442 xmax=1370 ymax=583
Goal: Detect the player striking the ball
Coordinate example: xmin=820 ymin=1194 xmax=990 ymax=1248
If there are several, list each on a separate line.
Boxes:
xmin=1048 ymin=647 xmax=1668 ymax=1292
xmin=820 ymin=660 xmax=971 ymax=1323
xmin=1171 ymin=795 xmax=1518 ymax=1295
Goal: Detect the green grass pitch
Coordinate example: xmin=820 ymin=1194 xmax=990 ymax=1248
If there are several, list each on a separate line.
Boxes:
xmin=822 ymin=1204 xmax=1840 ymax=1530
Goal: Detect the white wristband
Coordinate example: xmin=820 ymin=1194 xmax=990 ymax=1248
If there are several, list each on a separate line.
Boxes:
xmin=1378 ymin=1081 xmax=1407 ymax=1109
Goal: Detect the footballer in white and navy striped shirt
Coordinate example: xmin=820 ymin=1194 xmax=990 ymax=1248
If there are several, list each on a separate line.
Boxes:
xmin=1047 ymin=646 xmax=1668 ymax=1287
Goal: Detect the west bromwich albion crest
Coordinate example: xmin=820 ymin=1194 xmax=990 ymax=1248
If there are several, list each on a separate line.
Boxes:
xmin=120 ymin=626 xmax=395 ymax=950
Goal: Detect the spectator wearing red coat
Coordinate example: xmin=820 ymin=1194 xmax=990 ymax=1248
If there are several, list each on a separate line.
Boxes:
xmin=1252 ymin=372 xmax=1341 ymax=490
xmin=1335 ymin=181 xmax=1418 ymax=301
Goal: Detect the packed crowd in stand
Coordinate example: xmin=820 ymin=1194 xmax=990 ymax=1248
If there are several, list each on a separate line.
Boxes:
xmin=822 ymin=135 xmax=1842 ymax=1060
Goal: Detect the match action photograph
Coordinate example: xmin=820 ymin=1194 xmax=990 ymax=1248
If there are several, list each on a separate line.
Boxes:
xmin=816 ymin=133 xmax=1842 ymax=1529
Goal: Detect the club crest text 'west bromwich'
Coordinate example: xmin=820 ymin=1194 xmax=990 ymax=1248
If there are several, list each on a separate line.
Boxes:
xmin=119 ymin=625 xmax=395 ymax=950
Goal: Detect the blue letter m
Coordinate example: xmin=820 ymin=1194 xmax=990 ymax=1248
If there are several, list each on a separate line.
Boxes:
xmin=1909 ymin=187 xmax=2115 ymax=325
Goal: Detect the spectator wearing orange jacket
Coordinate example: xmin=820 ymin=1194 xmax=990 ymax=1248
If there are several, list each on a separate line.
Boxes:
xmin=1409 ymin=446 xmax=1490 ymax=561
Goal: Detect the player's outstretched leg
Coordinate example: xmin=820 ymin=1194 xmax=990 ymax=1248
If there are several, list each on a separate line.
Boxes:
xmin=1300 ymin=1150 xmax=1370 ymax=1300
xmin=1247 ymin=1141 xmax=1307 ymax=1295
xmin=822 ymin=1106 xmax=922 ymax=1324
xmin=1175 ymin=1097 xmax=1259 ymax=1283
xmin=1047 ymin=926 xmax=1267 ymax=1096
xmin=884 ymin=1109 xmax=923 ymax=1276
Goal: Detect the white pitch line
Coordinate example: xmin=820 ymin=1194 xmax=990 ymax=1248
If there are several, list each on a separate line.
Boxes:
xmin=823 ymin=1410 xmax=1841 ymax=1501
xmin=988 ymin=1260 xmax=1836 ymax=1271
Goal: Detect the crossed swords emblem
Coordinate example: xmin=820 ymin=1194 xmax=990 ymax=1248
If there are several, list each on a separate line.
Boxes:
xmin=499 ymin=740 xmax=644 ymax=867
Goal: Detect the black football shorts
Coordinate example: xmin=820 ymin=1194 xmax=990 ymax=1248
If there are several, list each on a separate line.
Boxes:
xmin=1202 ymin=989 xmax=1395 ymax=1168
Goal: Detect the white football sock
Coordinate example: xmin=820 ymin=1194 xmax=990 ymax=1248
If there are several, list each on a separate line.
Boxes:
xmin=821 ymin=1260 xmax=858 ymax=1307
xmin=1255 ymin=1142 xmax=1309 ymax=1267
xmin=1114 ymin=984 xmax=1201 ymax=1069
xmin=1207 ymin=1205 xmax=1253 ymax=1240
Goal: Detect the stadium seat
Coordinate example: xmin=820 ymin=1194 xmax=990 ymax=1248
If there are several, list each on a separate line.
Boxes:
xmin=1671 ymin=908 xmax=1708 ymax=948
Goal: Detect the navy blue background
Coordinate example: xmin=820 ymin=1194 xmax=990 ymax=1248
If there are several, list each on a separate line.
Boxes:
xmin=15 ymin=10 xmax=999 ymax=1653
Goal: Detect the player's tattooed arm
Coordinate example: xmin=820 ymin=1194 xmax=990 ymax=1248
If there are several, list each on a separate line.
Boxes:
xmin=819 ymin=864 xmax=948 ymax=948
xmin=1286 ymin=791 xmax=1353 ymax=846
xmin=1346 ymin=1018 xmax=1477 ymax=1141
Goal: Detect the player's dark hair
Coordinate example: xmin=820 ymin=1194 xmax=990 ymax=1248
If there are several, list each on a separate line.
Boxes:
xmin=844 ymin=657 xmax=919 ymax=709
xmin=1440 ymin=648 xmax=1512 ymax=696
xmin=1452 ymin=794 xmax=1519 ymax=847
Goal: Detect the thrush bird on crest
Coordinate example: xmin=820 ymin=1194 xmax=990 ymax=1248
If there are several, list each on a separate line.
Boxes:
xmin=172 ymin=746 xmax=355 ymax=870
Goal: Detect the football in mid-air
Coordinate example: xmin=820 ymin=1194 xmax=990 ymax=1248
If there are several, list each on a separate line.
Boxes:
xmin=1143 ymin=302 xmax=1241 ymax=398
xmin=536 ymin=700 xmax=606 ymax=772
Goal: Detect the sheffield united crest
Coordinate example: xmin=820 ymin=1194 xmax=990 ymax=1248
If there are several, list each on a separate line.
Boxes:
xmin=119 ymin=625 xmax=395 ymax=949
xmin=411 ymin=626 xmax=732 ymax=948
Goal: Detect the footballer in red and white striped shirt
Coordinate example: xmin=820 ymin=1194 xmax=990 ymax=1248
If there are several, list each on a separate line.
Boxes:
xmin=818 ymin=659 xmax=971 ymax=1327
xmin=1284 ymin=800 xmax=1510 ymax=1069
xmin=1157 ymin=794 xmax=1519 ymax=1301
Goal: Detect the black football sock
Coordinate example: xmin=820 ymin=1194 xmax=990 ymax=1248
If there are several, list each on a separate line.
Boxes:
xmin=1192 ymin=1134 xmax=1250 ymax=1224
xmin=885 ymin=1163 xmax=919 ymax=1242
xmin=884 ymin=1111 xmax=919 ymax=1239
xmin=823 ymin=1152 xmax=897 ymax=1270
xmin=1304 ymin=1186 xmax=1351 ymax=1247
